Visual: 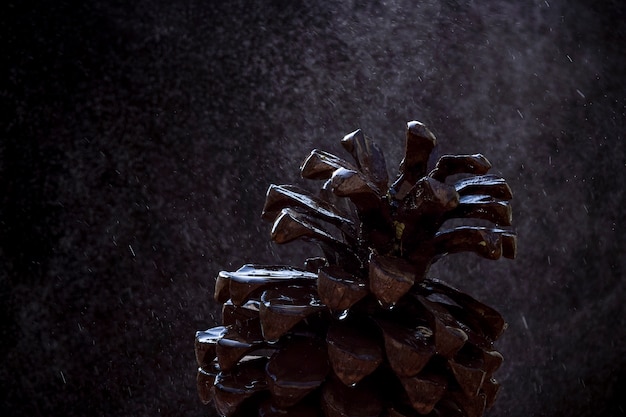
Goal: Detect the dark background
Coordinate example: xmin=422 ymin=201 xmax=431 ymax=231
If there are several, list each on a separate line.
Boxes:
xmin=1 ymin=0 xmax=625 ymax=416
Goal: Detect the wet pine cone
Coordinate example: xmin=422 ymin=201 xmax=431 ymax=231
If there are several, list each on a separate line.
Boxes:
xmin=195 ymin=121 xmax=516 ymax=417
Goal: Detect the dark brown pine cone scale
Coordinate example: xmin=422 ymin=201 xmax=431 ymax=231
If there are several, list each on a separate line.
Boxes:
xmin=196 ymin=121 xmax=516 ymax=417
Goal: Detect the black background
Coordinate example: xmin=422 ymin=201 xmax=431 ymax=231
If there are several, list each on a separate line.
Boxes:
xmin=1 ymin=0 xmax=625 ymax=416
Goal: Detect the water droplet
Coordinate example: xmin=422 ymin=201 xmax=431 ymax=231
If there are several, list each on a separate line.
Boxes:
xmin=337 ymin=309 xmax=349 ymax=320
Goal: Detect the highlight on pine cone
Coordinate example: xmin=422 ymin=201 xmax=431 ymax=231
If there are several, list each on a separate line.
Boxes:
xmin=196 ymin=121 xmax=516 ymax=417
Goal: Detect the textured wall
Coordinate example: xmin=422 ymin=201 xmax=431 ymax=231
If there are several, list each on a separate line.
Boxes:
xmin=1 ymin=0 xmax=624 ymax=416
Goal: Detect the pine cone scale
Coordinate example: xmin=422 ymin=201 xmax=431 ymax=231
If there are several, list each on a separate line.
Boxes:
xmin=326 ymin=321 xmax=383 ymax=386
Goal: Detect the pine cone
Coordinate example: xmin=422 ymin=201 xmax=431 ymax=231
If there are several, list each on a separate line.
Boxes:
xmin=196 ymin=121 xmax=516 ymax=417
